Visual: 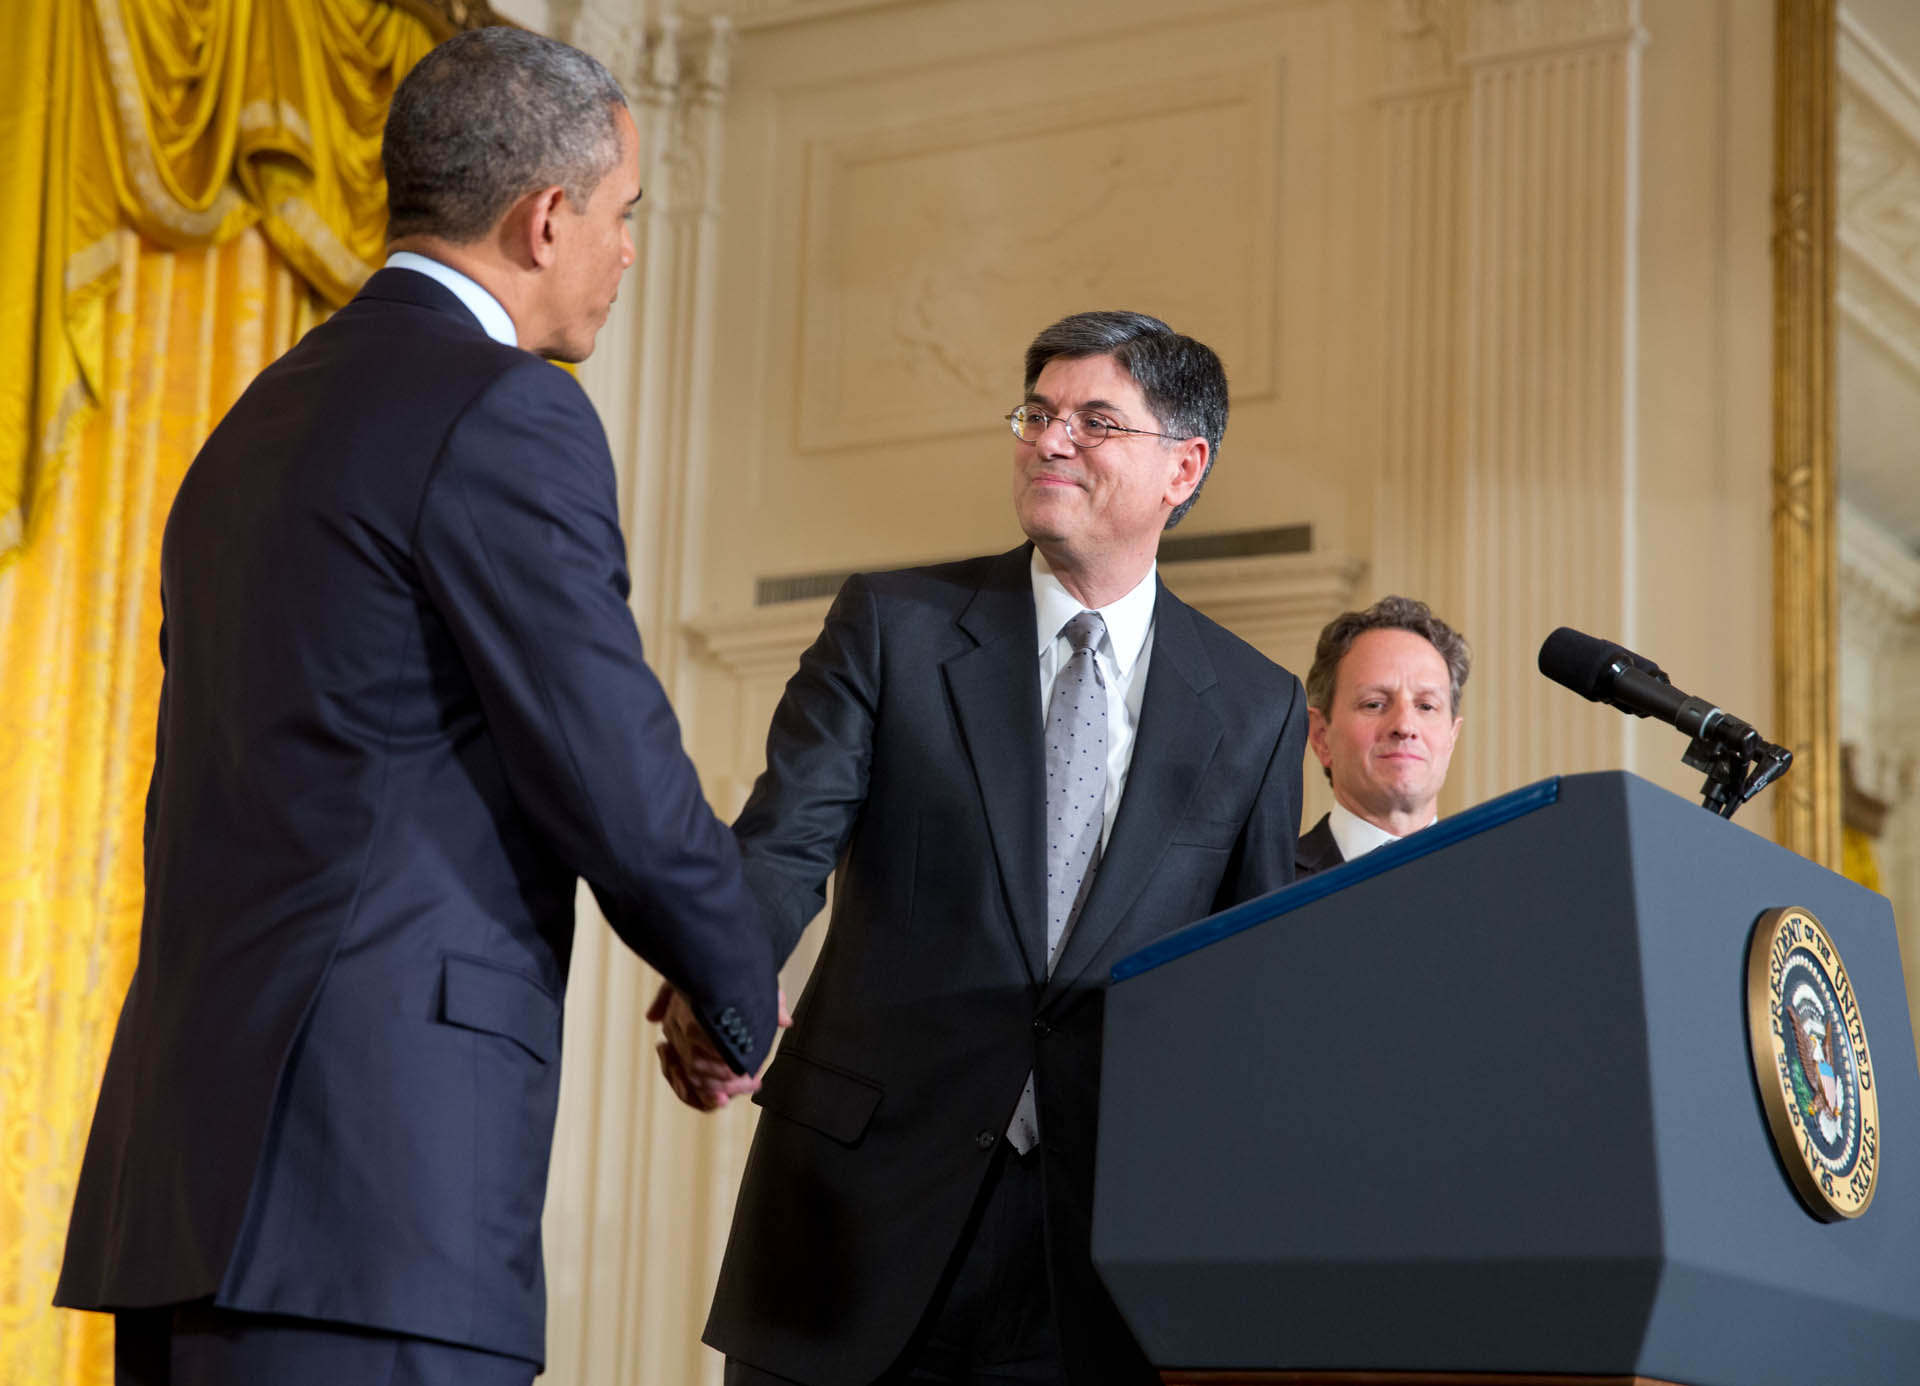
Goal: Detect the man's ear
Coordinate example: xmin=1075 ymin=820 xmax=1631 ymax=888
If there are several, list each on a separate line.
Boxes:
xmin=1163 ymin=437 xmax=1209 ymax=509
xmin=1307 ymin=706 xmax=1333 ymax=770
xmin=521 ymin=184 xmax=568 ymax=269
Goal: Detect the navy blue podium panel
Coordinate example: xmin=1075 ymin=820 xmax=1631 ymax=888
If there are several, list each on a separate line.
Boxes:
xmin=1096 ymin=771 xmax=1920 ymax=1386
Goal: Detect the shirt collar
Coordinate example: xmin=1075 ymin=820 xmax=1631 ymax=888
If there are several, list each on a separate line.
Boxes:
xmin=1328 ymin=797 xmax=1436 ymax=863
xmin=384 ymin=251 xmax=519 ymax=348
xmin=1029 ymin=548 xmax=1157 ymax=677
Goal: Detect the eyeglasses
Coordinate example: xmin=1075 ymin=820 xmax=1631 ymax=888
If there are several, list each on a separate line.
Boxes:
xmin=1005 ymin=405 xmax=1183 ymax=449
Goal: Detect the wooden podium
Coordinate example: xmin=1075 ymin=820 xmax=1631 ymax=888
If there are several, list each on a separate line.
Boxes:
xmin=1096 ymin=773 xmax=1920 ymax=1386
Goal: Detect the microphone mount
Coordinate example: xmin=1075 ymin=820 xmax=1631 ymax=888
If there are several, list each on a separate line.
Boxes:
xmin=1540 ymin=631 xmax=1793 ymax=821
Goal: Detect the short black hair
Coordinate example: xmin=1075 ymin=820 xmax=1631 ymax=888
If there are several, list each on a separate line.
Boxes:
xmin=384 ymin=28 xmax=628 ymax=244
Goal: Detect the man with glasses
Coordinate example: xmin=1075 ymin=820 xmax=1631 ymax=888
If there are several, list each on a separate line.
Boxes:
xmin=654 ymin=311 xmax=1310 ymax=1385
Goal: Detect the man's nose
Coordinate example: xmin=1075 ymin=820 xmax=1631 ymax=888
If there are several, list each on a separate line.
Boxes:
xmin=1037 ymin=414 xmax=1077 ymax=456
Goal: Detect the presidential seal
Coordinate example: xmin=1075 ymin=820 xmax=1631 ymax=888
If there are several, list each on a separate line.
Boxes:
xmin=1746 ymin=906 xmax=1880 ymax=1220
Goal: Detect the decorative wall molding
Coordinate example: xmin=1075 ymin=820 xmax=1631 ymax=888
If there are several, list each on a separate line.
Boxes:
xmin=1839 ymin=497 xmax=1920 ymax=638
xmin=1375 ymin=0 xmax=1646 ymax=809
xmin=685 ymin=551 xmax=1365 ymax=685
xmin=678 ymin=0 xmax=924 ymax=32
xmin=1164 ymin=552 xmax=1367 ymax=663
xmin=792 ymin=63 xmax=1282 ymax=454
xmin=389 ymin=0 xmax=513 ymax=38
xmin=1837 ymin=11 xmax=1920 ymax=384
xmin=687 ymin=597 xmax=830 ymax=682
xmin=1380 ymin=0 xmax=1463 ymax=97
xmin=1457 ymin=0 xmax=1641 ymax=67
xmin=1460 ymin=13 xmax=1640 ymax=804
xmin=546 ymin=0 xmax=648 ymax=85
xmin=540 ymin=14 xmax=746 ymax=1386
xmin=1376 ymin=33 xmax=1468 ymax=627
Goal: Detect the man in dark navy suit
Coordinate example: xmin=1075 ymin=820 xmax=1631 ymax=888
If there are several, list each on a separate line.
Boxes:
xmin=56 ymin=28 xmax=778 ymax=1386
xmin=654 ymin=312 xmax=1311 ymax=1386
xmin=1296 ymin=596 xmax=1469 ymax=878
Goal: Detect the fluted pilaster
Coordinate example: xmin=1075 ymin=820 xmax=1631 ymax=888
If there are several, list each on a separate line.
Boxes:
xmin=1376 ymin=1 xmax=1469 ymax=630
xmin=1456 ymin=0 xmax=1644 ymax=804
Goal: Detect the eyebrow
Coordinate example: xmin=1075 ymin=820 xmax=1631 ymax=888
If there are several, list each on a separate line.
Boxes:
xmin=1024 ymin=393 xmax=1129 ymax=414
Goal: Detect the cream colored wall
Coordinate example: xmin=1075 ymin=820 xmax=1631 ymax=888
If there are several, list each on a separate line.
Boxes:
xmin=531 ymin=2 xmax=1778 ymax=1382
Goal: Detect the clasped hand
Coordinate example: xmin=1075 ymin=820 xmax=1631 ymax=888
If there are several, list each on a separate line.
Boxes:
xmin=646 ymin=983 xmax=791 ymax=1111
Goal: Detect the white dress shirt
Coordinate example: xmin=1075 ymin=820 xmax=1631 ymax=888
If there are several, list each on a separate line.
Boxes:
xmin=384 ymin=251 xmax=519 ymax=348
xmin=1030 ymin=549 xmax=1157 ymax=852
xmin=1327 ymin=798 xmax=1436 ymax=863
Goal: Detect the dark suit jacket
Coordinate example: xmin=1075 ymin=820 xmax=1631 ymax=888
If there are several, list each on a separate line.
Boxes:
xmin=704 ymin=547 xmax=1308 ymax=1385
xmin=1296 ymin=812 xmax=1345 ymax=877
xmin=55 ymin=269 xmax=778 ymax=1365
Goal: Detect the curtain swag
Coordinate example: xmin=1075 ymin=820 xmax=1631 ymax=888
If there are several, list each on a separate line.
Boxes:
xmin=0 ymin=0 xmax=440 ymax=571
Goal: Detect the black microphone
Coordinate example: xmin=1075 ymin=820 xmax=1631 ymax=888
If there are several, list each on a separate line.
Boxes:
xmin=1537 ymin=627 xmax=1757 ymax=750
xmin=1537 ymin=627 xmax=1792 ymax=819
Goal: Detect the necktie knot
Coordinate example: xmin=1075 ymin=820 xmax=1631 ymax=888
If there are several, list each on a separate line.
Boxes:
xmin=1063 ymin=610 xmax=1105 ymax=656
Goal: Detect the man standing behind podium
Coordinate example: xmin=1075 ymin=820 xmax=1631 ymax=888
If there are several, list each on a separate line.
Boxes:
xmin=657 ymin=311 xmax=1309 ymax=1385
xmin=56 ymin=28 xmax=778 ymax=1386
xmin=1296 ymin=596 xmax=1469 ymax=876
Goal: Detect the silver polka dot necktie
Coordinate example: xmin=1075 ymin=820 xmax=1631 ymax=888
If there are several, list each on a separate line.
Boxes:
xmin=1008 ymin=609 xmax=1108 ymax=1154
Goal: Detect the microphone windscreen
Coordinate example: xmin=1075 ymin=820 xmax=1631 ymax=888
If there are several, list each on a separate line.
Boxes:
xmin=1537 ymin=627 xmax=1622 ymax=702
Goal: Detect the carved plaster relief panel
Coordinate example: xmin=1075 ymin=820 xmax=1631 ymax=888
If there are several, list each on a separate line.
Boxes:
xmin=793 ymin=67 xmax=1280 ymax=454
xmin=698 ymin=0 xmax=1358 ymax=596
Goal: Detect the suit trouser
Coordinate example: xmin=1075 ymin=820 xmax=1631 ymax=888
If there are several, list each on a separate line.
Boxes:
xmin=726 ymin=1138 xmax=1064 ymax=1386
xmin=113 ymin=1301 xmax=538 ymax=1386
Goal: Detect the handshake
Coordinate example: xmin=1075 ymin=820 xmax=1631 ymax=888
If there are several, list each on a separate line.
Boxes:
xmin=645 ymin=982 xmax=792 ymax=1111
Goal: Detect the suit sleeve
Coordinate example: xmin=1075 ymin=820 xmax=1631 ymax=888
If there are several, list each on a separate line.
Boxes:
xmin=1218 ymin=668 xmax=1310 ymax=908
xmin=413 ymin=359 xmax=777 ymax=1073
xmin=732 ymin=572 xmax=883 ymax=965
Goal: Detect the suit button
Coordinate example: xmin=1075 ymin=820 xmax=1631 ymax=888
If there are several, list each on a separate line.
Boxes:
xmin=1032 ymin=1018 xmax=1050 ymax=1037
xmin=975 ymin=1131 xmax=996 ymax=1150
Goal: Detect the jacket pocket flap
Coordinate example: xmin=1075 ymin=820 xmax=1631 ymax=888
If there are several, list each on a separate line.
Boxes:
xmin=753 ymin=1049 xmax=883 ymax=1146
xmin=441 ymin=954 xmax=561 ymax=1064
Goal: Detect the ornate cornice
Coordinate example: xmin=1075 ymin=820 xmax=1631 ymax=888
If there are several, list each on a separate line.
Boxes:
xmin=387 ymin=0 xmax=513 ymax=39
xmin=674 ymin=0 xmax=925 ymax=32
xmin=1380 ymin=0 xmax=1463 ymax=97
xmin=1837 ymin=9 xmax=1920 ymax=381
xmin=1839 ymin=498 xmax=1920 ymax=636
xmin=1456 ymin=0 xmax=1642 ymax=67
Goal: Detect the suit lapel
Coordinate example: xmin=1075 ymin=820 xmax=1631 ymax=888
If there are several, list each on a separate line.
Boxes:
xmin=942 ymin=548 xmax=1048 ymax=983
xmin=1047 ymin=583 xmax=1221 ymax=996
xmin=1296 ymin=814 xmax=1343 ymax=876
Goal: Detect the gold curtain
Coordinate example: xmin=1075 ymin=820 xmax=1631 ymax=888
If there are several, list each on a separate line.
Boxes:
xmin=1 ymin=0 xmax=437 ymax=573
xmin=0 ymin=4 xmax=440 ymax=1381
